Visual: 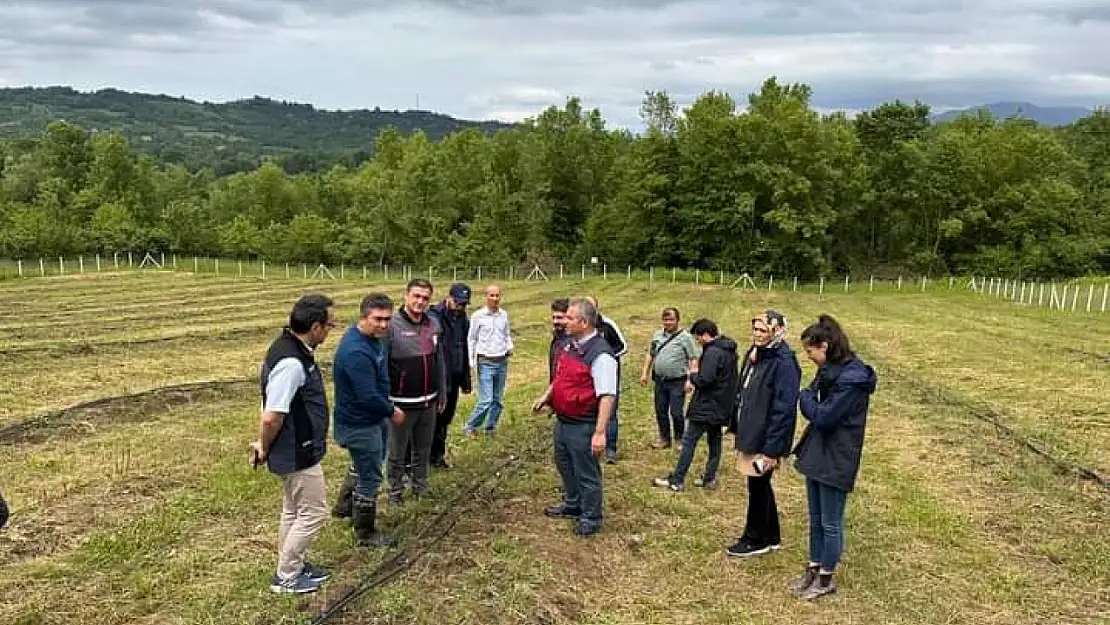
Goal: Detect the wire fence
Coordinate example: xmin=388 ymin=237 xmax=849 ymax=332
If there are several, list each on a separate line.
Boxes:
xmin=1 ymin=252 xmax=1107 ymax=314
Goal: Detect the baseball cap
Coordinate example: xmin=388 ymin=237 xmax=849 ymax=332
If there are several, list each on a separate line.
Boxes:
xmin=449 ymin=283 xmax=471 ymax=305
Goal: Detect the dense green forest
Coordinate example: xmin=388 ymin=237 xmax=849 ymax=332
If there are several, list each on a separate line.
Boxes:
xmin=1 ymin=78 xmax=1108 ymax=278
xmin=0 ymin=86 xmax=513 ymax=175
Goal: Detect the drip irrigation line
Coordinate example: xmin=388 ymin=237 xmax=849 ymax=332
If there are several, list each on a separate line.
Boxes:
xmin=309 ymin=431 xmax=550 ymax=625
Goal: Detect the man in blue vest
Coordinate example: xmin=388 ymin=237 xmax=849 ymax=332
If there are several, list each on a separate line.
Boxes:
xmin=251 ymin=294 xmax=337 ymax=595
xmin=532 ymin=297 xmax=617 ymax=537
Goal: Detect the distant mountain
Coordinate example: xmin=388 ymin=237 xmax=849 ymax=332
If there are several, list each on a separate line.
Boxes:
xmin=930 ymin=101 xmax=1094 ymax=127
xmin=0 ymin=86 xmax=516 ymax=174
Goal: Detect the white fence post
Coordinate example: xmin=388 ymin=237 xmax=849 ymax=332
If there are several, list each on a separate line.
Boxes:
xmin=603 ymin=264 xmax=607 ymax=280
xmin=238 ymin=260 xmax=243 ymax=277
xmin=560 ymin=264 xmax=564 ymax=280
xmin=792 ymin=276 xmax=797 ymax=292
xmin=59 ymin=256 xmax=64 ymax=275
xmin=897 ymin=275 xmax=902 ymax=290
xmin=96 ymin=254 xmax=101 ymax=272
xmin=79 ymin=256 xmax=84 ymax=273
xmin=173 ymin=254 xmax=177 ymax=269
xmin=1101 ymin=283 xmax=1108 ymax=312
xmin=1039 ymin=283 xmax=1045 ymax=307
xmin=671 ymin=267 xmax=676 ymax=283
xmin=696 ymin=269 xmax=700 ymax=284
xmin=286 ymin=263 xmax=290 ymax=279
xmin=17 ymin=259 xmax=23 ymax=277
xmin=1086 ymin=284 xmax=1094 ymax=313
xmin=628 ymin=265 xmax=632 ymax=280
xmin=844 ymin=274 xmax=850 ymax=292
xmin=768 ymin=275 xmax=774 ymax=291
xmin=39 ymin=258 xmax=45 ymax=277
xmin=869 ymin=276 xmax=874 ymax=292
xmin=262 ymin=260 xmax=266 ymax=279
xmin=580 ymin=265 xmax=584 ymax=280
xmin=819 ymin=277 xmax=825 ymax=294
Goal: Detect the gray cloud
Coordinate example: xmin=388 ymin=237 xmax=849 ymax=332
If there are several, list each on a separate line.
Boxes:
xmin=0 ymin=0 xmax=1108 ymax=128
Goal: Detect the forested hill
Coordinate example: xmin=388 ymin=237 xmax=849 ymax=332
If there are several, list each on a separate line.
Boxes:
xmin=0 ymin=86 xmax=515 ymax=175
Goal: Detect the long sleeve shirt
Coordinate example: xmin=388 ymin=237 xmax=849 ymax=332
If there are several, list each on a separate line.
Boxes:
xmin=468 ymin=306 xmax=514 ymax=367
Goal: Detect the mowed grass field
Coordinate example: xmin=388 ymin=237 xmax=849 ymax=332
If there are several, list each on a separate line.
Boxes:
xmin=0 ymin=271 xmax=1107 ymax=625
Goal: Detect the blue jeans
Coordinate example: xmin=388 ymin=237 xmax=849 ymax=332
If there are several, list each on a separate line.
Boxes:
xmin=553 ymin=419 xmax=603 ymax=527
xmin=806 ymin=478 xmax=849 ymax=570
xmin=465 ymin=360 xmax=508 ymax=432
xmin=346 ymin=420 xmax=390 ymax=499
xmin=653 ymin=378 xmax=686 ymax=443
xmin=669 ymin=420 xmax=722 ymax=485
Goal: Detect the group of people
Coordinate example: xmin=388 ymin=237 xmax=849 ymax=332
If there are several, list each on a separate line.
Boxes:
xmin=251 ymin=279 xmax=515 ymax=594
xmin=249 ymin=283 xmax=877 ymax=603
xmin=637 ymin=307 xmax=877 ymax=600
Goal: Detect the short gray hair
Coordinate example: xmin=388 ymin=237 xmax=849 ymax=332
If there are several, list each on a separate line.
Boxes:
xmin=569 ymin=297 xmax=599 ymax=328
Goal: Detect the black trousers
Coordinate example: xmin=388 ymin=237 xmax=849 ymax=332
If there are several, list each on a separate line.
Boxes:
xmin=431 ymin=382 xmax=461 ymax=464
xmin=407 ymin=382 xmax=461 ymax=468
xmin=741 ymin=470 xmax=780 ymax=546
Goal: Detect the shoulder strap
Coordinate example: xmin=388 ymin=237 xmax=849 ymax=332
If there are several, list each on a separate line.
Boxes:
xmin=651 ymin=330 xmax=683 ymax=357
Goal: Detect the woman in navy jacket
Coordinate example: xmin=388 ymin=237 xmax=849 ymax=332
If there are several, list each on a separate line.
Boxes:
xmin=790 ymin=315 xmax=877 ymax=600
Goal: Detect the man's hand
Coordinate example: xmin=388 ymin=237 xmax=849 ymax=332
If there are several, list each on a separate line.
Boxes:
xmin=591 ymin=431 xmax=606 ymax=457
xmin=248 ymin=440 xmax=265 ymax=469
xmin=392 ymin=407 xmax=406 ymax=427
xmin=531 ymin=396 xmax=549 ymax=413
xmin=640 ymin=374 xmax=649 ymax=387
xmin=684 ymin=380 xmax=695 ymax=393
xmin=437 ymin=398 xmax=447 ymax=415
xmin=762 ymin=456 xmax=779 ymax=471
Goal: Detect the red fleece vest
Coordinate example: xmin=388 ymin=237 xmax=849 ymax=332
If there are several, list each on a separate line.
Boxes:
xmin=550 ymin=334 xmax=612 ymax=422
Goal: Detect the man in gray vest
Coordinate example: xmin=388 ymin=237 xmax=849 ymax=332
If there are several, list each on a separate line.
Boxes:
xmin=639 ymin=307 xmax=699 ymax=449
xmin=251 ymin=294 xmax=337 ymax=595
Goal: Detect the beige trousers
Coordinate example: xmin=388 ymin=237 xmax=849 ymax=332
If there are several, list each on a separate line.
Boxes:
xmin=276 ymin=462 xmax=328 ymax=582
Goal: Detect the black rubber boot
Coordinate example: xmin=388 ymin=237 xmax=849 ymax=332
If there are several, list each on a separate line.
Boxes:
xmin=352 ymin=494 xmax=397 ymax=548
xmin=332 ymin=468 xmax=357 ymax=519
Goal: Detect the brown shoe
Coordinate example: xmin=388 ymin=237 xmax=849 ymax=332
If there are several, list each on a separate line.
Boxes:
xmin=788 ymin=565 xmax=820 ymax=595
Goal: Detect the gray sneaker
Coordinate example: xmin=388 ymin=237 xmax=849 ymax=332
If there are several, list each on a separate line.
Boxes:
xmin=693 ymin=477 xmax=717 ymax=490
xmin=788 ymin=566 xmax=820 ymax=595
xmin=798 ymin=575 xmax=837 ymax=600
xmin=652 ymin=477 xmax=683 ymax=492
xmin=269 ymin=571 xmax=322 ymax=594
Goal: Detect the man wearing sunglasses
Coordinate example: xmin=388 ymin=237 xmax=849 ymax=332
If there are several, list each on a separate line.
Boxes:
xmin=252 ymin=294 xmax=337 ymax=595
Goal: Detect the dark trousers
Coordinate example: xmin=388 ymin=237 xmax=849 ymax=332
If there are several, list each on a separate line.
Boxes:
xmin=669 ymin=420 xmax=722 ymax=485
xmin=553 ymin=419 xmax=603 ymax=527
xmin=389 ymin=405 xmax=435 ymax=495
xmin=653 ymin=378 xmax=686 ymax=443
xmin=741 ymin=470 xmax=781 ymax=546
xmin=431 ymin=382 xmax=461 ymax=464
xmin=346 ymin=420 xmax=390 ymax=499
xmin=604 ymin=361 xmax=622 ymax=456
xmin=0 ymin=490 xmax=8 ymax=530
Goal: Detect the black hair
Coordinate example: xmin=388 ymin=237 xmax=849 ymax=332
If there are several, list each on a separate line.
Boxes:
xmin=406 ymin=278 xmax=433 ymax=293
xmin=550 ymin=298 xmax=569 ymax=313
xmin=662 ymin=307 xmax=680 ymax=320
xmin=800 ymin=314 xmax=854 ymax=364
xmin=289 ymin=294 xmax=334 ymax=334
xmin=360 ymin=292 xmax=394 ymax=317
xmin=690 ymin=318 xmax=718 ymax=337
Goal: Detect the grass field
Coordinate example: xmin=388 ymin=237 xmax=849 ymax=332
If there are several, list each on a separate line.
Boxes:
xmin=0 ymin=271 xmax=1107 ymax=625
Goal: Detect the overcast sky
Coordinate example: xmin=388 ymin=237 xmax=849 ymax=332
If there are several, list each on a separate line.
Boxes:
xmin=1 ymin=0 xmax=1108 ymax=127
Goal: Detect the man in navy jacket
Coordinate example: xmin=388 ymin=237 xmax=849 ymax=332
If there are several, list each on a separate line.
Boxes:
xmin=425 ymin=283 xmax=473 ymax=468
xmin=332 ymin=293 xmax=404 ymax=548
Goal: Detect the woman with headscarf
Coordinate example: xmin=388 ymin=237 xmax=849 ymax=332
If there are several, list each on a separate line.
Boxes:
xmin=726 ymin=310 xmax=801 ymax=558
xmin=789 ymin=314 xmax=877 ymax=600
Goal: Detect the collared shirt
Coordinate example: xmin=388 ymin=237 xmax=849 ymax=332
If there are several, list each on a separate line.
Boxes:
xmin=468 ymin=306 xmax=514 ymax=367
xmin=650 ymin=329 xmax=699 ymax=379
xmin=572 ymin=330 xmax=618 ymax=396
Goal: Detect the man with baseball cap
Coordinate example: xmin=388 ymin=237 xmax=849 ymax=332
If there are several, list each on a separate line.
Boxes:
xmin=425 ymin=283 xmax=474 ymax=468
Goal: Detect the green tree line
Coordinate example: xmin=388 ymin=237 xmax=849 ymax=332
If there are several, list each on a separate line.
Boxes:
xmin=1 ymin=78 xmax=1108 ymax=278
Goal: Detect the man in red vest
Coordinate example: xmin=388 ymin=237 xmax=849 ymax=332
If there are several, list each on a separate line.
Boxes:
xmin=532 ymin=297 xmax=617 ymax=537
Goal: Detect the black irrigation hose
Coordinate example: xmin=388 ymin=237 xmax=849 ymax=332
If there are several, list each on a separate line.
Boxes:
xmin=866 ymin=352 xmax=1110 ymax=493
xmin=309 ymin=431 xmax=550 ymax=625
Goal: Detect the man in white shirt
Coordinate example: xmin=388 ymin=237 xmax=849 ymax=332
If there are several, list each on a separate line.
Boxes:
xmin=586 ymin=296 xmax=627 ymax=464
xmin=464 ymin=284 xmax=514 ymax=435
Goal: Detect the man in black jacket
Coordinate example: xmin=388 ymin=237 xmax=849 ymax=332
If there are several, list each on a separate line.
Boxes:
xmin=586 ymin=296 xmax=627 ymax=464
xmin=652 ymin=318 xmax=738 ymax=491
xmin=726 ymin=310 xmax=801 ymax=558
xmin=424 ymin=283 xmax=473 ymax=468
